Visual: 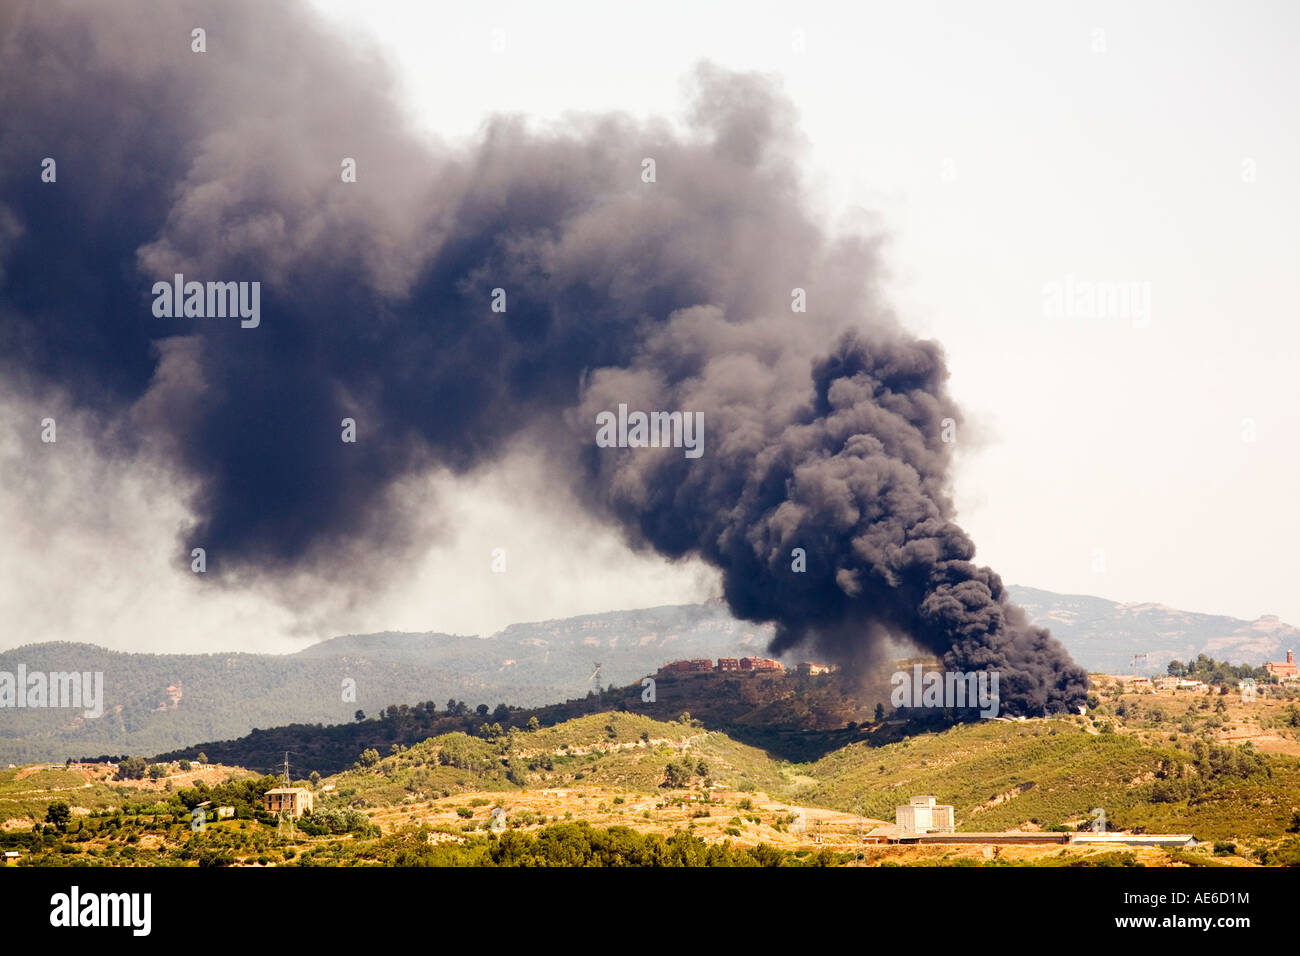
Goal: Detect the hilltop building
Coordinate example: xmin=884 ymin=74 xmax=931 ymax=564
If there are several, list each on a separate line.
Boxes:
xmin=1266 ymin=650 xmax=1298 ymax=680
xmin=660 ymin=657 xmax=786 ymax=674
xmin=660 ymin=659 xmax=714 ymax=674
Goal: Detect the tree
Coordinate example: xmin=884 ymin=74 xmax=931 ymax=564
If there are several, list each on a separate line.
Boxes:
xmin=476 ymin=704 xmax=490 ymax=718
xmin=662 ymin=760 xmax=692 ymax=789
xmin=45 ymin=801 xmax=71 ymax=832
xmin=309 ymin=771 xmax=321 ymax=787
xmin=527 ymin=716 xmax=540 ymax=732
xmin=354 ymin=710 xmax=366 ymax=722
xmin=148 ymin=764 xmax=166 ymax=781
xmin=196 ymin=752 xmax=207 ymax=764
xmin=178 ymin=760 xmax=192 ymax=772
xmin=1167 ymin=660 xmax=1187 ymax=678
xmin=116 ymin=756 xmax=147 ymax=780
xmin=749 ymin=842 xmax=783 ymax=867
xmin=358 ymin=748 xmax=380 ymax=768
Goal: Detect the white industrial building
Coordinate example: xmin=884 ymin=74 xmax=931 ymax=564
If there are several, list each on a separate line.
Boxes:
xmin=896 ymin=795 xmax=955 ymax=834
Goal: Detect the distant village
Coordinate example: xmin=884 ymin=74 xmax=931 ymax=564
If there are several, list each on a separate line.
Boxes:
xmin=1121 ymin=650 xmax=1298 ymax=695
xmin=658 ymin=658 xmax=834 ymax=676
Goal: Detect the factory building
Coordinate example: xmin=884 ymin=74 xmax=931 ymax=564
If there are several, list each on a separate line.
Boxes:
xmin=895 ymin=795 xmax=955 ymax=834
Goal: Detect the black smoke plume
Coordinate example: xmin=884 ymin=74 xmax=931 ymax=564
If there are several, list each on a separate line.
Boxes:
xmin=0 ymin=0 xmax=1088 ymax=714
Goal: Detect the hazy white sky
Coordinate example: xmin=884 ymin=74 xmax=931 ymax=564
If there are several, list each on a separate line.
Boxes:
xmin=2 ymin=0 xmax=1295 ymax=654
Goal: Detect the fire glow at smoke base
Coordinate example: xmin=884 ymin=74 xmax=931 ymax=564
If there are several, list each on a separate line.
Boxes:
xmin=0 ymin=0 xmax=1088 ymax=715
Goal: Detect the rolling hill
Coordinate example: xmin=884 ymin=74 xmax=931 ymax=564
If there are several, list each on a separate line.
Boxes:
xmin=2 ymin=588 xmax=1294 ymax=764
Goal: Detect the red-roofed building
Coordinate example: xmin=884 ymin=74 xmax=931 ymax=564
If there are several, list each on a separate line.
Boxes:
xmin=1266 ymin=650 xmax=1298 ymax=680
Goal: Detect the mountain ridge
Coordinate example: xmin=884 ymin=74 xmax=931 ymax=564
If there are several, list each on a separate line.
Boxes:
xmin=1 ymin=586 xmax=1294 ymax=764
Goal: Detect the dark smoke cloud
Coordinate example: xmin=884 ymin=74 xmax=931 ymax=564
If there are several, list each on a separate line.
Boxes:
xmin=0 ymin=0 xmax=1087 ymax=713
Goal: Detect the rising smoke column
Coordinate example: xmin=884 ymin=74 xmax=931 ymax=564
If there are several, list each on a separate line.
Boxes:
xmin=576 ymin=324 xmax=1089 ymax=714
xmin=0 ymin=0 xmax=1087 ymax=713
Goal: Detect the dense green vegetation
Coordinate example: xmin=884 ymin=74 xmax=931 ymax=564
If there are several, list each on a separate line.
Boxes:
xmin=1166 ymin=654 xmax=1270 ymax=683
xmin=0 ymin=812 xmax=835 ymax=868
xmin=343 ymin=822 xmax=840 ymax=867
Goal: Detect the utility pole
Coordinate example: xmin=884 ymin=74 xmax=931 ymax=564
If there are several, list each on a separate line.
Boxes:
xmin=856 ymin=803 xmax=865 ymax=866
xmin=276 ymin=751 xmax=295 ymax=839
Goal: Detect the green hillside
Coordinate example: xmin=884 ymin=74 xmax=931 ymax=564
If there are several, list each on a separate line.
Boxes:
xmin=5 ymin=708 xmax=1300 ymax=866
xmin=798 ymin=717 xmax=1300 ymax=841
xmin=153 ymin=668 xmax=893 ymax=775
xmin=332 ymin=712 xmax=795 ymax=807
